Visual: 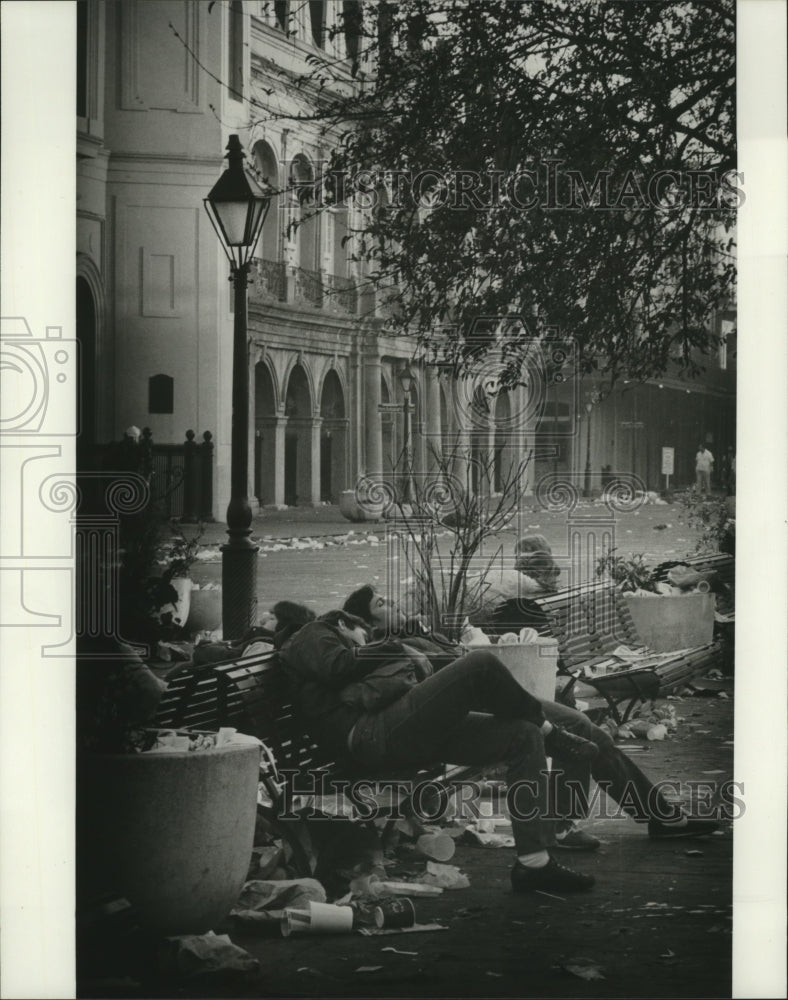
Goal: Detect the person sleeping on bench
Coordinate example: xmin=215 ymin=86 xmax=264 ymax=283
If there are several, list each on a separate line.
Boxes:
xmin=339 ymin=586 xmax=721 ymax=865
xmin=279 ymin=598 xmax=719 ymax=896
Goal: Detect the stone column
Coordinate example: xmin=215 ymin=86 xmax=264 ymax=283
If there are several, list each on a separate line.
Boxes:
xmin=449 ymin=378 xmax=471 ymax=492
xmin=272 ymin=415 xmax=287 ymax=506
xmin=424 ymin=365 xmax=442 ymax=472
xmin=515 ymin=382 xmax=534 ymax=497
xmin=310 ymin=416 xmax=322 ymax=505
xmin=363 ymin=350 xmax=383 ymax=475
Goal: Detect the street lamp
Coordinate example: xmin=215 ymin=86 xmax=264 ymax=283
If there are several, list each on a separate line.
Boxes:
xmin=204 ymin=135 xmax=275 ymax=640
xmin=398 ymin=363 xmax=415 ymax=504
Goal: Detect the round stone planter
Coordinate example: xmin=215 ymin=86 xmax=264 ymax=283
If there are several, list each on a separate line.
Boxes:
xmin=339 ymin=489 xmax=382 ymax=523
xmin=624 ymin=592 xmax=715 ymax=652
xmin=79 ymin=742 xmax=260 ymax=935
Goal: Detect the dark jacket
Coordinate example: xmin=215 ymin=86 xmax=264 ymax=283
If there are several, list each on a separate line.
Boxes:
xmin=278 ymin=621 xmax=425 ymax=755
xmin=370 ymin=620 xmax=463 ymax=672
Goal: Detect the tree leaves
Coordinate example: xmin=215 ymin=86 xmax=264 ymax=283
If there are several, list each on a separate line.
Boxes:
xmin=250 ymin=0 xmax=737 ymax=387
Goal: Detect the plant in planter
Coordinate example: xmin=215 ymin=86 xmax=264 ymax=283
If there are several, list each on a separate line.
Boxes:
xmin=594 ymin=548 xmax=657 ymax=593
xmin=677 ymin=492 xmax=735 ymax=555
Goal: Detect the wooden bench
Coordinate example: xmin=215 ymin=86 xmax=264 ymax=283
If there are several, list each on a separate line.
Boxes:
xmin=532 ymin=581 xmax=725 ymax=724
xmin=154 ymin=650 xmax=472 ymax=875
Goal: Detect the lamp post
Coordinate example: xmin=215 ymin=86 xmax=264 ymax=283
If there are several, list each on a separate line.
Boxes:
xmin=204 ymin=135 xmax=274 ymax=640
xmin=583 ymin=390 xmax=600 ymax=498
xmin=398 ymin=363 xmax=415 ymax=504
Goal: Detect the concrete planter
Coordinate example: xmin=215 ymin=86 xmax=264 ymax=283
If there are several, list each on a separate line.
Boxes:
xmin=339 ymin=489 xmax=382 ymax=522
xmin=79 ymin=742 xmax=260 ymax=934
xmin=489 ymin=639 xmax=559 ymax=700
xmin=186 ymin=586 xmax=223 ymax=632
xmin=624 ymin=592 xmax=715 ymax=652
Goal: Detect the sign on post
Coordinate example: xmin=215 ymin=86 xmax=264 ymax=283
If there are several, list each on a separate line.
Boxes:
xmin=661 ymin=447 xmax=675 ymax=492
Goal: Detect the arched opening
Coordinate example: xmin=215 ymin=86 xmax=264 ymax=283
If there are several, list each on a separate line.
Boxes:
xmin=319 ymin=369 xmax=347 ymax=502
xmin=76 ymin=276 xmax=97 ymax=466
xmin=251 ymin=140 xmax=280 ymax=264
xmin=284 ymin=364 xmax=312 ymax=505
xmin=254 ymin=363 xmax=277 ymax=505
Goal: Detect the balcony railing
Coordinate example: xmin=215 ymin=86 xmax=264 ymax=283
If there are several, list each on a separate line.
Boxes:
xmin=249 ymin=259 xmax=360 ymax=316
xmin=294 ymin=266 xmax=324 ymax=309
xmin=251 ymin=257 xmax=287 ymax=302
xmin=325 ymin=272 xmax=358 ymax=315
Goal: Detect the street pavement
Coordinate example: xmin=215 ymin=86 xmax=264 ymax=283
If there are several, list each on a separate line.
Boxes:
xmin=187 ymin=496 xmax=716 ymax=617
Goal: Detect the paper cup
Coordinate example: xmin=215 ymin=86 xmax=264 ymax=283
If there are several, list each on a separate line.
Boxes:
xmin=281 ymin=902 xmax=353 ymax=936
xmin=281 ymin=908 xmax=311 ymax=937
xmin=308 ymin=901 xmax=354 ymax=933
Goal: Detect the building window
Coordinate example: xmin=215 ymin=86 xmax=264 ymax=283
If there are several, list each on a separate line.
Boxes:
xmin=228 ymin=0 xmax=244 ymax=101
xmin=343 ymin=1 xmax=361 ymax=63
xmin=274 ymin=1 xmax=290 ymax=31
xmin=77 ymin=0 xmax=88 ymax=118
xmin=309 ymin=1 xmax=325 ymax=47
xmin=149 ymin=374 xmax=174 ymax=414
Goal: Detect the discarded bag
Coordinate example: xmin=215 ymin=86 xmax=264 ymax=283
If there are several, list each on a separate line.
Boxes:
xmin=230 ymin=878 xmax=326 ymax=927
xmin=156 ymin=931 xmax=258 ymax=979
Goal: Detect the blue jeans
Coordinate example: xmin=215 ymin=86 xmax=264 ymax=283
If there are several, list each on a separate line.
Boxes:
xmin=539 ymin=699 xmax=673 ymax=824
xmin=349 ymin=650 xmax=554 ymax=854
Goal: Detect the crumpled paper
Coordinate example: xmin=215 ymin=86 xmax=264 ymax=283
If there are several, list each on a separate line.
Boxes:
xmin=617 ymin=703 xmax=678 ymax=740
xmin=157 ymin=931 xmax=258 ymax=979
xmin=462 ymin=824 xmax=516 ymax=849
xmin=231 ymin=878 xmax=326 ymax=926
xmin=422 ymin=861 xmax=470 ymax=890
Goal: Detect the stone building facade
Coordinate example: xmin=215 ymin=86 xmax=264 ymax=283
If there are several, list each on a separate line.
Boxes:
xmin=76 ymin=0 xmax=735 ymax=519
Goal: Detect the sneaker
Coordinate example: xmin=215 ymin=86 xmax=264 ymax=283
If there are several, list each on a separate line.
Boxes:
xmin=511 ymin=857 xmax=595 ymax=893
xmin=554 ymin=823 xmax=601 ymax=851
xmin=544 ymin=726 xmax=599 ymax=763
xmin=648 ymin=816 xmax=720 ymax=839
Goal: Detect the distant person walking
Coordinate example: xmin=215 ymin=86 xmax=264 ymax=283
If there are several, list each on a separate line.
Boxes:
xmin=695 ymin=444 xmax=714 ymax=495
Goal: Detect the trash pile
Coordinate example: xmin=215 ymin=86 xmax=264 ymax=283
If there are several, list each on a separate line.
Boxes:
xmin=611 ymin=702 xmax=679 ymax=742
xmin=125 ymin=727 xmax=262 ymax=755
xmin=194 ymin=529 xmax=387 ymax=563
